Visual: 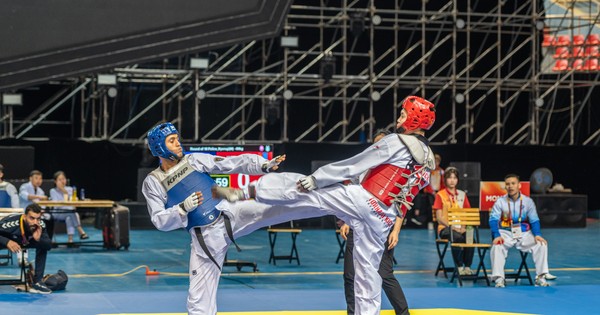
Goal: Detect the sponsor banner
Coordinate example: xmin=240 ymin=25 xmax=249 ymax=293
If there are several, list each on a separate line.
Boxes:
xmin=479 ymin=181 xmax=530 ymax=211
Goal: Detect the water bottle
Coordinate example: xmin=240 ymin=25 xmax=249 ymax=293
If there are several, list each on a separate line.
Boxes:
xmin=80 ymin=188 xmax=85 ymax=200
xmin=466 ymin=226 xmax=474 ymax=244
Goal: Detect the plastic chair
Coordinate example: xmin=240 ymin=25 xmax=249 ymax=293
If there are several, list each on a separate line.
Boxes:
xmin=572 ymin=59 xmax=585 ymax=71
xmin=553 ymin=47 xmax=569 ymax=58
xmin=552 ymin=59 xmax=569 ymax=71
xmin=572 ymin=34 xmax=585 ymax=46
xmin=586 ymin=34 xmax=600 ymax=45
xmin=585 ymin=46 xmax=599 ymax=57
xmin=571 ymin=46 xmax=584 ymax=57
xmin=583 ymin=58 xmax=598 ymax=71
xmin=553 ymin=35 xmax=570 ymax=46
xmin=542 ymin=34 xmax=554 ymax=47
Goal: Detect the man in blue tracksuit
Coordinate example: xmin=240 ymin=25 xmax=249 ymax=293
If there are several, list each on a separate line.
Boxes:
xmin=489 ymin=173 xmax=551 ymax=288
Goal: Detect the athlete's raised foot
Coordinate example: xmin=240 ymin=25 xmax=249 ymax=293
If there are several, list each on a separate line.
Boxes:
xmin=211 ymin=185 xmax=245 ymax=202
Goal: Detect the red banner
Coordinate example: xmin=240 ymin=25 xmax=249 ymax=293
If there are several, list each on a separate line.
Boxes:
xmin=479 ymin=181 xmax=530 ymax=211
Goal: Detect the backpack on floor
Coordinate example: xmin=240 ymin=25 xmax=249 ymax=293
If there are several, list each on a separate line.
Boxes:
xmin=42 ymin=269 xmax=68 ymax=291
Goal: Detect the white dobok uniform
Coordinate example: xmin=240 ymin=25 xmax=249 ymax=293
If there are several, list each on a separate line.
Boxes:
xmin=253 ymin=133 xmax=435 ymax=315
xmin=142 ymin=153 xmax=323 ymax=315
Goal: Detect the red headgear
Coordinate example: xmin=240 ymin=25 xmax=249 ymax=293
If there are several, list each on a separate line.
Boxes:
xmin=400 ymin=96 xmax=436 ymax=131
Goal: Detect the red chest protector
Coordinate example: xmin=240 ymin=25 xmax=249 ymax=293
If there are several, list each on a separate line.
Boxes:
xmin=361 ymin=164 xmax=430 ymax=216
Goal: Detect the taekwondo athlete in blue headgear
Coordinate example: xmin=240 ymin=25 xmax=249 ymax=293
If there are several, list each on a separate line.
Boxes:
xmin=142 ymin=122 xmax=295 ymax=315
xmin=147 ymin=122 xmax=222 ymax=229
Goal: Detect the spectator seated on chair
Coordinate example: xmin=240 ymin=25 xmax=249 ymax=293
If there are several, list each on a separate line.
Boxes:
xmin=489 ymin=174 xmax=552 ymax=288
xmin=0 ymin=164 xmax=19 ymax=208
xmin=48 ymin=171 xmax=88 ymax=243
xmin=18 ymin=170 xmax=49 ymax=208
xmin=0 ymin=203 xmax=52 ymax=294
xmin=433 ymin=167 xmax=474 ymax=276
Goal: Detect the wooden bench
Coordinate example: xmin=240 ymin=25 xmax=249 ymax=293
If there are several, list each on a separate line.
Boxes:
xmin=335 ymin=229 xmax=345 ymax=264
xmin=267 ymin=228 xmax=302 ymax=265
xmin=223 ymin=254 xmax=258 ymax=272
xmin=447 ymin=208 xmax=491 ymax=287
xmin=434 ymin=238 xmax=455 ymax=278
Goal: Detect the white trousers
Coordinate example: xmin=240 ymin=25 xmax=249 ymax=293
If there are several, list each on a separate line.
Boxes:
xmin=254 ymin=172 xmax=397 ymax=315
xmin=490 ymin=229 xmax=549 ymax=280
xmin=187 ymin=199 xmax=324 ymax=315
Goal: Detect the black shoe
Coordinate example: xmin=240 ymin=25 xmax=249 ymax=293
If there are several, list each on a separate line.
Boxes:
xmin=29 ymin=282 xmax=52 ymax=294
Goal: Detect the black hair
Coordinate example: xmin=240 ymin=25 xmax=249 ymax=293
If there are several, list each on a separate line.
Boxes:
xmin=25 ymin=203 xmax=43 ymax=215
xmin=373 ymin=129 xmax=391 ymax=138
xmin=504 ymin=173 xmax=520 ymax=181
xmin=444 ymin=166 xmax=459 ymax=181
xmin=29 ymin=170 xmax=42 ymax=177
xmin=53 ymin=170 xmax=66 ymax=181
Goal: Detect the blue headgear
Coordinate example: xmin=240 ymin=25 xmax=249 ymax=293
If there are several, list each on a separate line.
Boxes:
xmin=147 ymin=123 xmax=180 ymax=160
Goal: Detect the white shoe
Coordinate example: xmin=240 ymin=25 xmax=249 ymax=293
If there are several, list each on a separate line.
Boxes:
xmin=458 ymin=266 xmax=466 ymax=275
xmin=495 ymin=278 xmax=505 ymax=288
xmin=545 ymin=273 xmax=557 ymax=280
xmin=535 ymin=275 xmax=550 ymax=287
xmin=464 ymin=266 xmax=474 ymax=275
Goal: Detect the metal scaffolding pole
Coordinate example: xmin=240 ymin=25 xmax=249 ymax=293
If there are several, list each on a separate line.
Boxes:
xmin=5 ymin=0 xmax=600 ymax=146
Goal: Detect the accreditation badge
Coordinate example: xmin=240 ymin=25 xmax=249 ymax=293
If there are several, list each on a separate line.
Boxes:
xmin=511 ymin=223 xmax=523 ymax=239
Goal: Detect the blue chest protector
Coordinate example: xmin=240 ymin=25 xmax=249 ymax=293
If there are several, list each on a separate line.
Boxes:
xmin=0 ymin=190 xmax=10 ymax=208
xmin=160 ymin=158 xmax=222 ymax=231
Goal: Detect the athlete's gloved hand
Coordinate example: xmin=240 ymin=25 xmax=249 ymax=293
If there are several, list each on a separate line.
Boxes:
xmin=262 ymin=154 xmax=286 ymax=173
xmin=297 ymin=175 xmax=318 ymax=192
xmin=178 ymin=192 xmax=202 ymax=215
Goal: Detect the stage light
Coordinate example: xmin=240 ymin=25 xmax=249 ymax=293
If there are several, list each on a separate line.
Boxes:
xmin=283 ymin=89 xmax=294 ymax=100
xmin=371 ymin=91 xmax=381 ymax=102
xmin=455 ymin=93 xmax=465 ymax=104
xmin=2 ymin=93 xmax=22 ymax=106
xmin=190 ymin=58 xmax=209 ymax=69
xmin=456 ymin=18 xmax=466 ymax=29
xmin=535 ymin=98 xmax=544 ymax=107
xmin=266 ymin=96 xmax=281 ymax=125
xmin=107 ymin=87 xmax=118 ymax=98
xmin=97 ymin=74 xmax=117 ymax=85
xmin=350 ymin=12 xmax=366 ymax=37
xmin=280 ymin=36 xmax=299 ymax=48
xmin=371 ymin=15 xmax=382 ymax=26
xmin=535 ymin=21 xmax=545 ymax=30
xmin=196 ymin=89 xmax=207 ymax=100
xmin=320 ymin=54 xmax=336 ymax=83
